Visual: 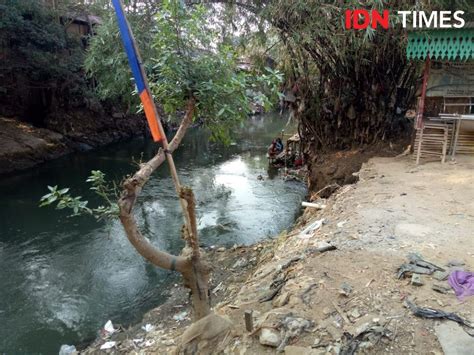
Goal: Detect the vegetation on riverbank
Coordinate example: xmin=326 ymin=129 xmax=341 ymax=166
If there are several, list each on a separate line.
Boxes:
xmin=39 ymin=0 xmax=284 ymax=340
xmin=4 ymin=0 xmax=474 ymax=352
xmin=3 ymin=0 xmax=473 ymax=182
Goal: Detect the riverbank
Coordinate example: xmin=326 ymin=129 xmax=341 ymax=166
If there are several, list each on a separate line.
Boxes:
xmin=0 ymin=114 xmax=146 ymax=175
xmin=82 ymin=155 xmax=474 ymax=354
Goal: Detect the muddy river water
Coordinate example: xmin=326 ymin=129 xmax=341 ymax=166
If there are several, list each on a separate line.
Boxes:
xmin=0 ymin=114 xmax=306 ymax=353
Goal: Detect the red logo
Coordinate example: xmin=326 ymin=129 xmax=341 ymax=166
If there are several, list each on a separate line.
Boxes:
xmin=345 ymin=10 xmax=390 ymax=30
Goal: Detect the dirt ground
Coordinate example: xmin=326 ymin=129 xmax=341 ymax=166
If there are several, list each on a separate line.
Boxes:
xmin=0 ymin=114 xmax=147 ymax=175
xmin=83 ymin=155 xmax=474 ymax=354
xmin=0 ymin=117 xmax=71 ymax=175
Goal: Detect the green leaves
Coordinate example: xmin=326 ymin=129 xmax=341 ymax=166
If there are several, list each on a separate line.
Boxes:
xmin=86 ymin=170 xmax=106 ymax=189
xmin=40 ymin=186 xmax=70 ymax=207
xmin=40 ymin=185 xmax=90 ymax=216
xmin=85 ymin=0 xmax=282 ymax=144
xmin=1 ymin=0 xmax=90 ymax=101
xmin=39 ymin=171 xmax=119 ymax=221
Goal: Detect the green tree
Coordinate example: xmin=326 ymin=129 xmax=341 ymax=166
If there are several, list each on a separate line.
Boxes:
xmin=0 ymin=0 xmax=91 ymax=120
xmin=85 ymin=0 xmax=281 ymax=138
xmin=42 ymin=0 xmax=281 ymax=331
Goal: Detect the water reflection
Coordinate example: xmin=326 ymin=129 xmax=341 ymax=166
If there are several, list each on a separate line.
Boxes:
xmin=0 ymin=114 xmax=306 ymax=353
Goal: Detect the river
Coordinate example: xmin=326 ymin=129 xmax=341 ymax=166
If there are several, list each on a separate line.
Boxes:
xmin=0 ymin=114 xmax=306 ymax=354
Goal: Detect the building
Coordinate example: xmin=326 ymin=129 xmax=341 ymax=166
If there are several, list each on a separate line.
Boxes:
xmin=407 ymin=24 xmax=474 ymax=163
xmin=63 ymin=14 xmax=102 ymax=38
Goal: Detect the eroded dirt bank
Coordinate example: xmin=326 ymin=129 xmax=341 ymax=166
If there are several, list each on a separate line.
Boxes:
xmin=83 ymin=155 xmax=473 ymax=354
xmin=0 ymin=115 xmax=146 ymax=175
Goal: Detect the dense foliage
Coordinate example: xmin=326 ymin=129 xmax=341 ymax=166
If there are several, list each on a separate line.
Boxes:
xmin=262 ymin=0 xmax=474 ymax=150
xmin=86 ymin=0 xmax=282 ymax=142
xmin=83 ymin=1 xmax=159 ymax=108
xmin=186 ymin=0 xmax=472 ymax=150
xmin=0 ymin=0 xmax=92 ymax=120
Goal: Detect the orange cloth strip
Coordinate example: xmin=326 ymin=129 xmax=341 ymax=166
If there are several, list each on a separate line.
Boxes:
xmin=139 ymin=90 xmax=162 ymax=142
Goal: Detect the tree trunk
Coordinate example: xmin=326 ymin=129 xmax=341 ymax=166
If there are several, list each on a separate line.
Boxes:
xmin=118 ymin=98 xmax=211 ymax=320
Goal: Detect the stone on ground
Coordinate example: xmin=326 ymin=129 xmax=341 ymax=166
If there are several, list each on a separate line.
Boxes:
xmin=434 ymin=323 xmax=474 ymax=355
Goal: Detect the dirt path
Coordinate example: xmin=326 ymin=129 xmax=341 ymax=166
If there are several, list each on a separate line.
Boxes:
xmin=82 ymin=155 xmax=474 ymax=354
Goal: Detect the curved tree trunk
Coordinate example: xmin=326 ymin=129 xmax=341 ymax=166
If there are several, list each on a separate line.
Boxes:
xmin=118 ymin=98 xmax=211 ymax=320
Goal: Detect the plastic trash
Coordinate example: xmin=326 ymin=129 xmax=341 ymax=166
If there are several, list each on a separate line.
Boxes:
xmin=173 ymin=311 xmax=188 ymax=321
xmin=141 ymin=323 xmax=155 ymax=332
xmin=104 ymin=320 xmax=115 ymax=333
xmin=100 ymin=341 xmax=116 ymax=350
xmin=448 ymin=270 xmax=474 ymax=300
xmin=59 ymin=344 xmax=76 ymax=355
xmin=404 ymin=298 xmax=473 ymax=328
xmin=297 ymin=219 xmax=324 ymax=239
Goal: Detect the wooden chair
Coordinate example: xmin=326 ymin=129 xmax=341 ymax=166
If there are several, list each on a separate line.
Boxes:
xmin=415 ymin=122 xmax=449 ymax=165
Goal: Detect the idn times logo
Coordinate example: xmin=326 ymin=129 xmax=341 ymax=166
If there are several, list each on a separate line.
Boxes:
xmin=345 ymin=10 xmax=466 ymax=30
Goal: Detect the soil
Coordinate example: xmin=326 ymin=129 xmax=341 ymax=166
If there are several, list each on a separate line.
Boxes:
xmin=0 ymin=117 xmax=72 ymax=175
xmin=306 ymin=141 xmax=410 ymax=194
xmin=81 ymin=154 xmax=474 ymax=354
xmin=0 ymin=113 xmax=147 ymax=175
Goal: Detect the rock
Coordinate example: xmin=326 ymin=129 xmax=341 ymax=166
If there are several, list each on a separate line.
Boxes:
xmin=76 ymin=142 xmax=93 ymax=152
xmin=339 ymin=282 xmax=353 ymax=297
xmin=411 ymin=273 xmax=424 ymax=286
xmin=345 ymin=314 xmax=386 ymax=336
xmin=259 ymin=328 xmax=281 ymax=347
xmin=273 ymin=292 xmax=290 ymax=307
xmin=316 ymin=241 xmax=331 ymax=249
xmin=447 ymin=260 xmax=465 ymax=267
xmin=232 ymin=258 xmax=249 ymax=269
xmin=358 ymin=341 xmax=374 ymax=350
xmin=350 ymin=308 xmax=361 ymax=319
xmin=179 ymin=313 xmax=232 ymax=352
xmin=433 ymin=270 xmax=449 ymax=281
xmin=100 ymin=341 xmax=116 ymax=350
xmin=141 ymin=323 xmax=155 ymax=332
xmin=435 ymin=323 xmax=474 ymax=355
xmin=432 ymin=284 xmax=451 ymax=294
xmin=59 ymin=345 xmax=77 ymax=355
xmin=323 ymin=307 xmax=333 ymax=316
xmin=112 ymin=112 xmax=125 ymax=119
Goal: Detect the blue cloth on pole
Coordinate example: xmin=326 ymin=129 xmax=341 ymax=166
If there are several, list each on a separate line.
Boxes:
xmin=111 ymin=0 xmax=146 ymax=93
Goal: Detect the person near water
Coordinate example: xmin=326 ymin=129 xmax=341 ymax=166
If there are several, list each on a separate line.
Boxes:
xmin=268 ymin=139 xmax=276 ymax=156
xmin=268 ymin=138 xmax=284 ymax=157
xmin=275 ymin=138 xmax=284 ymax=153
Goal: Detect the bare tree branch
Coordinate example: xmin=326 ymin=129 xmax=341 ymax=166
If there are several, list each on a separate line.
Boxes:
xmin=118 ymin=98 xmax=196 ymax=272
